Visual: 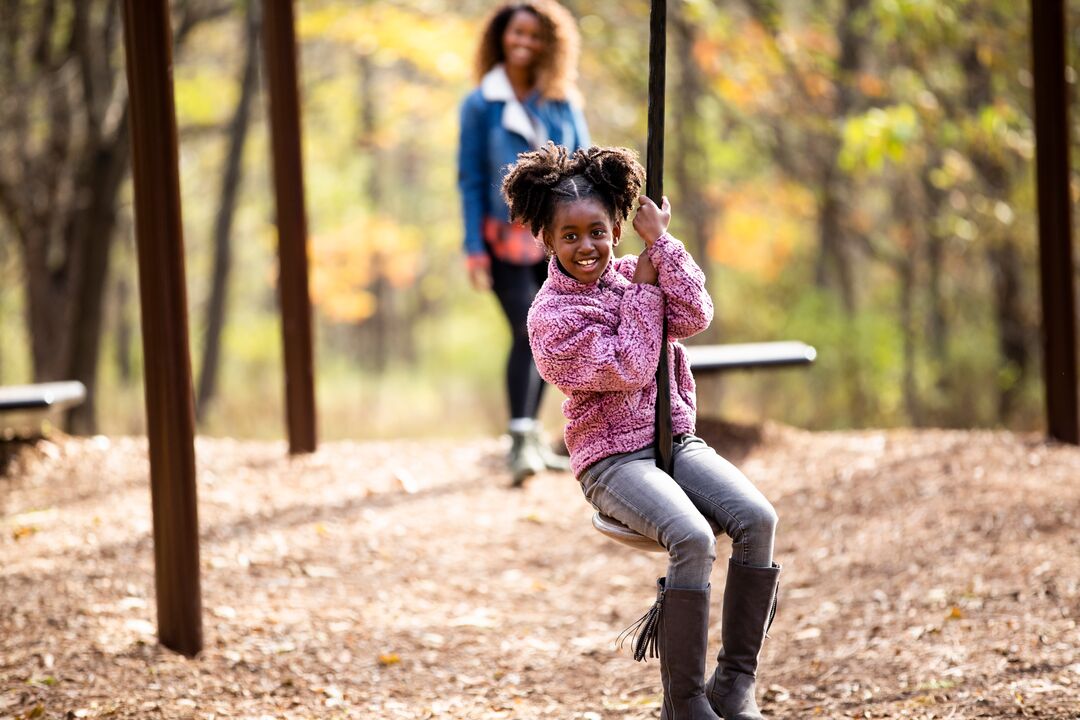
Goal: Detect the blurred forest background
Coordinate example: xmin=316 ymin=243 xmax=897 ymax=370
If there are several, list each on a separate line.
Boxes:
xmin=0 ymin=0 xmax=1078 ymax=440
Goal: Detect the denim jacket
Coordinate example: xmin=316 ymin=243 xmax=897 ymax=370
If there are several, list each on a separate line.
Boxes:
xmin=457 ymin=65 xmax=590 ymax=260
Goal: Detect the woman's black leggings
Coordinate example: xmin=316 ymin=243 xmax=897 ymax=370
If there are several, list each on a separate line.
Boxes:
xmin=490 ymin=255 xmax=549 ymax=420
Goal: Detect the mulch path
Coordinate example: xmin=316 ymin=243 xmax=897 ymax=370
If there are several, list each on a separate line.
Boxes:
xmin=2 ymin=422 xmax=1079 ymax=719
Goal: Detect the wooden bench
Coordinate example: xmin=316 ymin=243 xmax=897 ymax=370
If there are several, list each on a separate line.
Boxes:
xmin=0 ymin=381 xmax=87 ymax=440
xmin=593 ymin=341 xmax=816 ymax=552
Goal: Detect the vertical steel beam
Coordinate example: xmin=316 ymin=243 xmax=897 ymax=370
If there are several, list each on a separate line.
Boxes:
xmin=1031 ymin=0 xmax=1079 ymax=444
xmin=120 ymin=0 xmax=203 ymax=656
xmin=262 ymin=0 xmax=317 ymax=454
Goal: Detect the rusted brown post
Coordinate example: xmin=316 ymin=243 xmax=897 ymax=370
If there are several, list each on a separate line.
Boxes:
xmin=120 ymin=0 xmax=203 ymax=655
xmin=262 ymin=0 xmax=318 ymax=454
xmin=1030 ymin=0 xmax=1078 ymax=444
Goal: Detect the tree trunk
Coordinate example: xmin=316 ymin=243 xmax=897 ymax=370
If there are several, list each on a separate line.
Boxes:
xmin=66 ymin=110 xmax=132 ymax=433
xmin=357 ymin=52 xmax=392 ymax=373
xmin=894 ymin=172 xmax=928 ymax=426
xmin=963 ymin=39 xmax=1032 ymax=424
xmin=670 ymin=6 xmax=711 ymax=268
xmin=0 ymin=1 xmax=231 ymax=434
xmin=813 ymin=0 xmax=868 ymax=315
xmin=116 ymin=274 xmax=133 ymax=382
xmin=196 ymin=0 xmax=260 ymax=422
xmin=987 ymin=239 xmax=1028 ymax=422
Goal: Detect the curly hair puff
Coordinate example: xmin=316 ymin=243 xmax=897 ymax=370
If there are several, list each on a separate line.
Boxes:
xmin=474 ymin=1 xmax=582 ymax=102
xmin=502 ymin=143 xmax=646 ymax=253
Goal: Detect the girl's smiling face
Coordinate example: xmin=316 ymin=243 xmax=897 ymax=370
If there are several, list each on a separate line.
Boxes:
xmin=550 ymin=197 xmax=621 ymax=284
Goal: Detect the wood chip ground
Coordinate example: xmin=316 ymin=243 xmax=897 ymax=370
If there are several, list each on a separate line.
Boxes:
xmin=2 ymin=423 xmax=1079 ymax=719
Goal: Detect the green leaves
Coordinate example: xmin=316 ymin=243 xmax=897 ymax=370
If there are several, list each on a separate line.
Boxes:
xmin=840 ymin=104 xmax=922 ymax=172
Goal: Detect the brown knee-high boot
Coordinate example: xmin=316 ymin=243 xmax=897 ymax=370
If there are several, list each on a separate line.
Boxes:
xmin=623 ymin=579 xmax=721 ymax=720
xmin=705 ymin=560 xmax=781 ymax=720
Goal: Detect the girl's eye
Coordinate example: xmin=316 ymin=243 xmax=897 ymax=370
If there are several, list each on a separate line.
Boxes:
xmin=592 ymin=229 xmax=606 ymax=238
xmin=563 ymin=233 xmax=577 ymax=241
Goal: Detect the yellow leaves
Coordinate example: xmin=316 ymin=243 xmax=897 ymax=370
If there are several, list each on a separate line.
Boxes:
xmin=299 ymin=6 xmax=473 ymax=83
xmin=709 ymin=181 xmax=815 ymax=280
xmin=840 ymin=105 xmax=923 ymax=172
xmin=377 ymin=652 xmax=401 ymax=666
xmin=309 ymin=214 xmax=422 ymax=323
xmin=174 ymin=69 xmax=238 ymax=126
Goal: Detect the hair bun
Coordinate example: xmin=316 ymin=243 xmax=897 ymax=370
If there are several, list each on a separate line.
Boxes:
xmin=501 ymin=143 xmax=645 ymax=244
xmin=502 ymin=142 xmax=574 ymax=236
xmin=573 ymin=146 xmax=645 ymax=222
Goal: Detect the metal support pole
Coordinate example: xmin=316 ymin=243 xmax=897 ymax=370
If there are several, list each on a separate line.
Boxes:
xmin=1031 ymin=0 xmax=1078 ymax=444
xmin=262 ymin=0 xmax=318 ymax=454
xmin=120 ymin=0 xmax=203 ymax=656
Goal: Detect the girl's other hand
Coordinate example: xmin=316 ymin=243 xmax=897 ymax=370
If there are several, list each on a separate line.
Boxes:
xmin=633 ymin=195 xmax=671 ymax=247
xmin=469 ymin=263 xmax=492 ymax=291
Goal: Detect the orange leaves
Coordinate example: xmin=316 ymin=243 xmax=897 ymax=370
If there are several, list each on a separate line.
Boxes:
xmin=695 ymin=20 xmax=839 ymax=112
xmin=309 ymin=214 xmax=422 ymax=323
xmin=708 ymin=180 xmax=815 ymax=280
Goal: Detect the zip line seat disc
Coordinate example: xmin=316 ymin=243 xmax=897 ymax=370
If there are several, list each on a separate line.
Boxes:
xmin=592 ymin=511 xmax=723 ymax=553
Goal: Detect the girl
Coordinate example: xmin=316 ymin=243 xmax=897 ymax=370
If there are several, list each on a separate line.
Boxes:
xmin=458 ymin=1 xmax=590 ymax=485
xmin=509 ymin=144 xmax=782 ymax=720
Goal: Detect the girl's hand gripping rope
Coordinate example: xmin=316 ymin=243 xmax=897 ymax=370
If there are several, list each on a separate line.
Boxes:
xmin=633 ymin=195 xmax=671 ymax=247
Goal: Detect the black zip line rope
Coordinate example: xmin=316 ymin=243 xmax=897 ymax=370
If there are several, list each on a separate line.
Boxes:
xmin=647 ymin=0 xmax=674 ymax=475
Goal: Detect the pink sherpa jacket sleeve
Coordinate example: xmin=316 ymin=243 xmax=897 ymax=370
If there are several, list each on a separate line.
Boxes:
xmin=528 ymin=283 xmax=665 ymax=392
xmin=645 ymin=232 xmax=714 ymax=340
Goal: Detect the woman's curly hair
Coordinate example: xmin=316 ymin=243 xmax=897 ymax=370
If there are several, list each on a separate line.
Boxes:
xmin=474 ymin=1 xmax=582 ymax=102
xmin=502 ymin=144 xmax=646 ymax=251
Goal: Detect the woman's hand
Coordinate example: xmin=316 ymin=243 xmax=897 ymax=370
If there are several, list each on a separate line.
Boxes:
xmin=633 ymin=253 xmax=659 ymax=285
xmin=468 ymin=263 xmax=492 ymax=291
xmin=632 ymin=195 xmax=671 ymax=247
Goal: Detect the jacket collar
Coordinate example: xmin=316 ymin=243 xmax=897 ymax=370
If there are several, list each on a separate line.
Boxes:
xmin=481 ymin=64 xmax=548 ymax=149
xmin=547 ymin=254 xmax=617 ymax=293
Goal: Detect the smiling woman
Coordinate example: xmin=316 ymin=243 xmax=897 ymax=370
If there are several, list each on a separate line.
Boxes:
xmin=457 ymin=1 xmax=590 ymax=486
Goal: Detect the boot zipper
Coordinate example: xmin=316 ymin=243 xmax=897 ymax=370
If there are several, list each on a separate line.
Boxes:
xmin=764 ymin=581 xmax=779 ymax=639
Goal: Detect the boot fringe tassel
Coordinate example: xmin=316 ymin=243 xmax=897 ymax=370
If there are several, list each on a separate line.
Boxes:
xmin=617 ymin=590 xmax=664 ymax=662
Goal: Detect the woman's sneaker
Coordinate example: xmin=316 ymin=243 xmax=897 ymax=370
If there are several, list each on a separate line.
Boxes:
xmin=508 ymin=430 xmax=546 ymax=487
xmin=528 ymin=429 xmax=571 ymax=472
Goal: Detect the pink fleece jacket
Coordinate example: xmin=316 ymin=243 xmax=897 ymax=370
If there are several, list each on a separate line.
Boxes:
xmin=527 ymin=232 xmax=714 ymax=477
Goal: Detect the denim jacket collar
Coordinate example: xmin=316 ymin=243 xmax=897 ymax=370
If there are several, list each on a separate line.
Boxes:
xmin=481 ymin=65 xmax=548 ymax=149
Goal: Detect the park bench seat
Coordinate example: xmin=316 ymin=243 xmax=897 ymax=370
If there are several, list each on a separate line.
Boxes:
xmin=684 ymin=341 xmax=817 ymax=373
xmin=0 ymin=381 xmax=86 ymax=440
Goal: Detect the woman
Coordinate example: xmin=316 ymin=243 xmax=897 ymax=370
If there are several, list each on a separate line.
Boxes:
xmin=458 ymin=1 xmax=590 ymax=486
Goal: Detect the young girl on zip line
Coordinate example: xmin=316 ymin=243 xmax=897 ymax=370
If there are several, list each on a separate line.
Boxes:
xmin=509 ymin=143 xmax=782 ymax=720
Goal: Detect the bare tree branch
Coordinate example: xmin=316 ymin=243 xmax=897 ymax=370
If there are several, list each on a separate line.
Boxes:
xmin=175 ymin=0 xmax=234 ymax=48
xmin=0 ymin=176 xmax=27 ymax=245
xmin=32 ymin=0 xmax=57 ymax=69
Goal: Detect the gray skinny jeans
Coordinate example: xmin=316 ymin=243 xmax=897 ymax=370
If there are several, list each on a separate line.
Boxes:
xmin=580 ymin=434 xmax=777 ymax=590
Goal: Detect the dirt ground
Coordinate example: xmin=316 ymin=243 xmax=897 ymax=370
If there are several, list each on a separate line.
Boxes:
xmin=2 ymin=422 xmax=1079 ymax=720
